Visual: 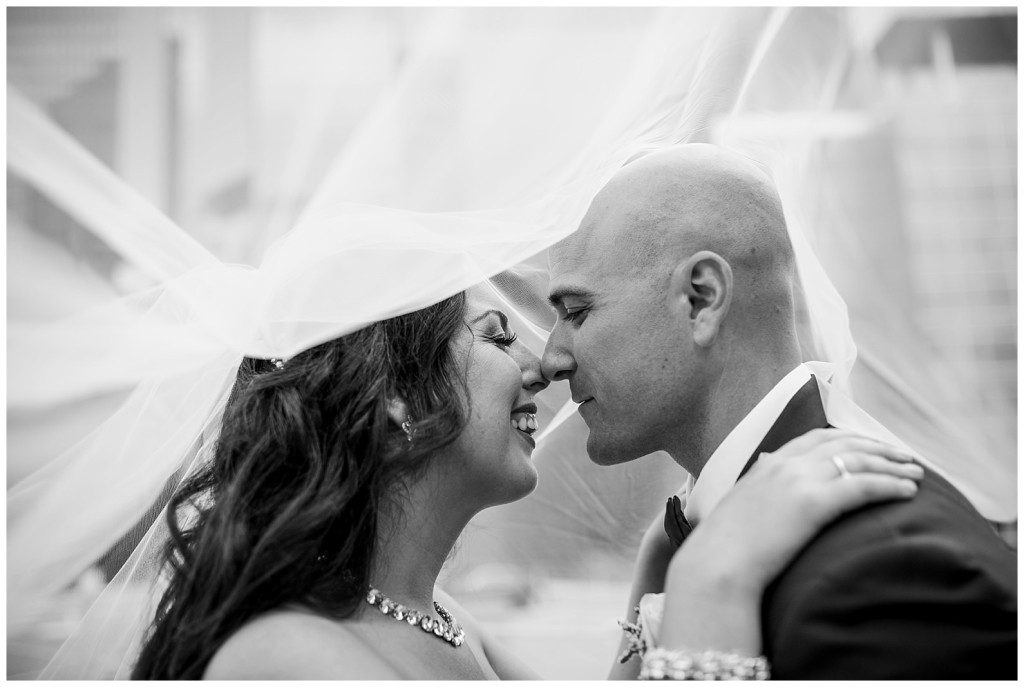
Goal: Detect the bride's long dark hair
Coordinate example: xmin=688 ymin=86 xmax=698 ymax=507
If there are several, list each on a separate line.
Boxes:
xmin=132 ymin=293 xmax=467 ymax=679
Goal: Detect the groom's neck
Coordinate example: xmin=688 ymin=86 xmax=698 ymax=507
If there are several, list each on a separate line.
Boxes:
xmin=668 ymin=355 xmax=797 ymax=479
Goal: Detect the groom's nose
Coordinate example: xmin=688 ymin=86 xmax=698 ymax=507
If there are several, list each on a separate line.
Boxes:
xmin=541 ymin=329 xmax=576 ymax=382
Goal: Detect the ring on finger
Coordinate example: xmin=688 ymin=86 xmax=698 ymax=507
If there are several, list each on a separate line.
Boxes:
xmin=831 ymin=454 xmax=852 ymax=479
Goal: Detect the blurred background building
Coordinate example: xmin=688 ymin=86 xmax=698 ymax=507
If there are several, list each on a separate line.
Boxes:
xmin=878 ymin=12 xmax=1016 ymax=466
xmin=7 ymin=6 xmax=1017 ymax=679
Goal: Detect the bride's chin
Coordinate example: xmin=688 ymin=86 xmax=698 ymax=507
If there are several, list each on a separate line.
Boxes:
xmin=520 ymin=466 xmax=540 ymax=497
xmin=496 ymin=462 xmax=540 ymax=505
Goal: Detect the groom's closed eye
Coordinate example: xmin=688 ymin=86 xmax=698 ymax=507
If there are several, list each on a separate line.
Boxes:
xmin=548 ymin=285 xmax=595 ymax=319
xmin=553 ymin=300 xmax=591 ymax=325
xmin=560 ymin=305 xmax=589 ymax=324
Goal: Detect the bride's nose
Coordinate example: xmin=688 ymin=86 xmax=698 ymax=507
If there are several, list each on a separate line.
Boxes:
xmin=513 ymin=344 xmax=549 ymax=393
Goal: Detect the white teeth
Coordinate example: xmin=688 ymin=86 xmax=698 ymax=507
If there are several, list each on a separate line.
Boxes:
xmin=510 ymin=412 xmax=538 ymax=435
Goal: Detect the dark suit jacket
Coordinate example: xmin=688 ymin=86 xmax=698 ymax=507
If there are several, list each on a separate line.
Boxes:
xmin=740 ymin=377 xmax=1017 ymax=679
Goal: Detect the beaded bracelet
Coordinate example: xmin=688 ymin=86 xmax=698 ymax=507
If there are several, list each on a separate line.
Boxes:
xmin=639 ymin=646 xmax=770 ymax=680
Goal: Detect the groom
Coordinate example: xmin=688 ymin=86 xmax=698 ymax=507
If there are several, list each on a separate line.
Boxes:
xmin=541 ymin=144 xmax=1016 ymax=679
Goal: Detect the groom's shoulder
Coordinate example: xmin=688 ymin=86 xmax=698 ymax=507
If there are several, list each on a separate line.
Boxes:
xmin=771 ymin=464 xmax=1015 ymax=601
xmin=761 ymin=465 xmax=1017 ymax=680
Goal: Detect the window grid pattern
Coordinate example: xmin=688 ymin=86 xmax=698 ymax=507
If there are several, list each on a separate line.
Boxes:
xmin=890 ymin=66 xmax=1017 ymax=452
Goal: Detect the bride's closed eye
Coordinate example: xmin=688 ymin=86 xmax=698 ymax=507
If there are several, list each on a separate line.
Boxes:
xmin=485 ymin=328 xmax=518 ymax=349
xmin=466 ymin=308 xmax=518 ymax=349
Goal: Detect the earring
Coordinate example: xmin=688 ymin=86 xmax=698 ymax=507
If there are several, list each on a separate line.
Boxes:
xmin=401 ymin=418 xmax=415 ymax=442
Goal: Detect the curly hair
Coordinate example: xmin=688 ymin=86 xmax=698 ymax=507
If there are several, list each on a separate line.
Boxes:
xmin=132 ymin=293 xmax=467 ymax=679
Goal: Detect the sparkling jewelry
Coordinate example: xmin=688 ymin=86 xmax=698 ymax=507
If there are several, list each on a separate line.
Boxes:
xmin=401 ymin=418 xmax=415 ymax=442
xmin=831 ymin=453 xmax=852 ymax=479
xmin=640 ymin=646 xmax=770 ymax=680
xmin=366 ymin=586 xmax=464 ymax=648
xmin=616 ymin=604 xmax=646 ymax=663
xmin=269 ymin=357 xmax=285 ymax=370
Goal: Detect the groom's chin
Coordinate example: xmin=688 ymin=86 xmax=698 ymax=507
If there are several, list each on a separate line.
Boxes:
xmin=585 ymin=434 xmax=638 ymax=466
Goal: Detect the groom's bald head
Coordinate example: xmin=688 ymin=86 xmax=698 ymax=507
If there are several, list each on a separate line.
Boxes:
xmin=578 ymin=144 xmax=795 ymax=307
xmin=543 ymin=144 xmax=803 ymax=468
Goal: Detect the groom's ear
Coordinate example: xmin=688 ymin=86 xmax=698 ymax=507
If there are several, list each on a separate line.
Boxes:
xmin=670 ymin=250 xmax=732 ymax=347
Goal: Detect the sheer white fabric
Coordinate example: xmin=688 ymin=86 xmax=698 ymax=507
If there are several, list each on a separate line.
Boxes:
xmin=7 ymin=7 xmax=1014 ymax=679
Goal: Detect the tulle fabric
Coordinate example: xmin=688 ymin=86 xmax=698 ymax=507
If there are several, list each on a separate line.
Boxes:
xmin=7 ymin=7 xmax=1014 ymax=679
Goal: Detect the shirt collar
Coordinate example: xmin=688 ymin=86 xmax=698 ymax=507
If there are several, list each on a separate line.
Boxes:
xmin=681 ymin=363 xmax=820 ymax=525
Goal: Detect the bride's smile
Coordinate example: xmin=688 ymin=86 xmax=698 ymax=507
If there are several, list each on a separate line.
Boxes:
xmin=440 ymin=286 xmax=549 ymax=507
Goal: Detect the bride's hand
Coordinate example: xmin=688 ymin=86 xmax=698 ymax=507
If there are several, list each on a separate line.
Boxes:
xmin=680 ymin=428 xmax=923 ymax=593
xmin=658 ymin=429 xmax=924 ymax=654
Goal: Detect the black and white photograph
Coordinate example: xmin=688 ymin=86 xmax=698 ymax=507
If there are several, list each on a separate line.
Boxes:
xmin=7 ymin=5 xmax=1017 ymax=680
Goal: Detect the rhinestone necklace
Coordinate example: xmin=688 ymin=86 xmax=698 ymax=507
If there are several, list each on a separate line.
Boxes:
xmin=366 ymin=586 xmax=465 ymax=648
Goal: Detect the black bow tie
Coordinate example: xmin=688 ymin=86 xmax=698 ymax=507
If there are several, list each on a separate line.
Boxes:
xmin=664 ymin=494 xmax=694 ymax=547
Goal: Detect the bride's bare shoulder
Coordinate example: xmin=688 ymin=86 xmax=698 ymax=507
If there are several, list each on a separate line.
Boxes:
xmin=203 ymin=608 xmax=401 ymax=680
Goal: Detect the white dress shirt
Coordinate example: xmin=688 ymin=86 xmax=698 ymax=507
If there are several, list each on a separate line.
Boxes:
xmin=643 ymin=361 xmax=947 ymax=649
xmin=681 ymin=362 xmax=822 ymax=526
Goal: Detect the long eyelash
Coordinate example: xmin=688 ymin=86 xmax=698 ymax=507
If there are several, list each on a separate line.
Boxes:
xmin=563 ymin=311 xmax=584 ymax=323
xmin=490 ymin=332 xmax=518 ymax=347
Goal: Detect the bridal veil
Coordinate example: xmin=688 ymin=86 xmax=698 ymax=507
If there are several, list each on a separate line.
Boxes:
xmin=7 ymin=7 xmax=1016 ymax=678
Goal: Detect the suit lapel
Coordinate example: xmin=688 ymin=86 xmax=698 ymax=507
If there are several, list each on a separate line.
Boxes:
xmin=737 ymin=376 xmax=831 ymax=480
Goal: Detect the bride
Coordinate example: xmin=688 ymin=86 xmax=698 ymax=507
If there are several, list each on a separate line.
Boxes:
xmin=129 ymin=285 xmax=923 ymax=680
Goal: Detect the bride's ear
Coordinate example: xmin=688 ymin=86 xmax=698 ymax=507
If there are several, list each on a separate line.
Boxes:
xmin=670 ymin=250 xmax=732 ymax=347
xmin=386 ymin=397 xmax=410 ymax=427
